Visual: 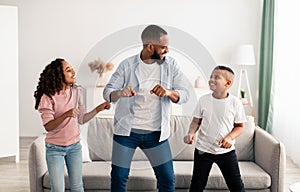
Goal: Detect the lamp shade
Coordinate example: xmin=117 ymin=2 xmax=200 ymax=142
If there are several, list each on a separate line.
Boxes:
xmin=231 ymin=44 xmax=256 ymax=66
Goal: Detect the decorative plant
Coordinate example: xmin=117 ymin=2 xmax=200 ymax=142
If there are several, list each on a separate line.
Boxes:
xmin=88 ymin=58 xmax=114 ymax=77
xmin=240 ymin=89 xmax=246 ymax=99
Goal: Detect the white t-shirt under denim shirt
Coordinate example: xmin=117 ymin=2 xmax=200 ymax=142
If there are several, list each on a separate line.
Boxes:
xmin=193 ymin=93 xmax=246 ymax=154
xmin=132 ymin=61 xmax=161 ymax=131
xmin=103 ymin=54 xmax=190 ymax=142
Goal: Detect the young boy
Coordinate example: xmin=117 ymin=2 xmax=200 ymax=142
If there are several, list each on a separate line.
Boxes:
xmin=184 ymin=65 xmax=246 ymax=192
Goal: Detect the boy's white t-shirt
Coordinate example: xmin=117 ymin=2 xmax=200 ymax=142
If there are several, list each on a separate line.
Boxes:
xmin=132 ymin=62 xmax=161 ymax=131
xmin=193 ymin=93 xmax=246 ymax=154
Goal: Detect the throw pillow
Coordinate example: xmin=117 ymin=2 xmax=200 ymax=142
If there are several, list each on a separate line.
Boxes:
xmin=80 ymin=123 xmax=92 ymax=163
xmin=235 ymin=115 xmax=255 ymax=161
xmin=80 ymin=138 xmax=92 ymax=163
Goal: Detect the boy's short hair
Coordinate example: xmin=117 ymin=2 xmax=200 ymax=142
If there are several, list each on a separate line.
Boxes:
xmin=214 ymin=65 xmax=235 ymax=75
xmin=214 ymin=65 xmax=235 ymax=81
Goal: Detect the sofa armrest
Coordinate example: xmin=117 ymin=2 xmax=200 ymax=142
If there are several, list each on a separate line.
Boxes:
xmin=28 ymin=135 xmax=47 ymax=192
xmin=254 ymin=126 xmax=286 ymax=192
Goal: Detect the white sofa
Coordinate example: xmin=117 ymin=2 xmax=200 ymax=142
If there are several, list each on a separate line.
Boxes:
xmin=29 ymin=115 xmax=286 ymax=192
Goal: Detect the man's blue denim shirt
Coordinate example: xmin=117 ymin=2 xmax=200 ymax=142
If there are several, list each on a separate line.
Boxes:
xmin=103 ymin=53 xmax=190 ymax=142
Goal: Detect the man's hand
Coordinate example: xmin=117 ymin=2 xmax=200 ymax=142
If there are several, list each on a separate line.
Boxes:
xmin=150 ymin=84 xmax=179 ymax=102
xmin=120 ymin=86 xmax=137 ymax=97
xmin=150 ymin=84 xmax=169 ymax=97
xmin=110 ymin=86 xmax=137 ymax=102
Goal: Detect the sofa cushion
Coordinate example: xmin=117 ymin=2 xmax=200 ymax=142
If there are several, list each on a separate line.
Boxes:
xmin=43 ymin=161 xmax=271 ymax=190
xmin=173 ymin=161 xmax=271 ymax=190
xmin=42 ymin=161 xmax=271 ymax=191
xmin=43 ymin=161 xmax=157 ymax=190
xmin=169 ymin=115 xmax=256 ymax=161
xmin=87 ymin=116 xmax=195 ymax=161
xmin=87 ymin=117 xmax=149 ymax=161
xmin=80 ymin=138 xmax=92 ymax=163
xmin=80 ymin=123 xmax=92 ymax=162
xmin=169 ymin=115 xmax=195 ymax=160
xmin=87 ymin=117 xmax=114 ymax=161
xmin=87 ymin=115 xmax=255 ymax=161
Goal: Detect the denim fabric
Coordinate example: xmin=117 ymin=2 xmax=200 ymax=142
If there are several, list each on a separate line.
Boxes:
xmin=189 ymin=149 xmax=245 ymax=192
xmin=46 ymin=141 xmax=83 ymax=192
xmin=111 ymin=130 xmax=175 ymax=192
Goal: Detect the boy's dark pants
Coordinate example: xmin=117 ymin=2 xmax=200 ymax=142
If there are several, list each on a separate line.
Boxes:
xmin=189 ymin=149 xmax=245 ymax=192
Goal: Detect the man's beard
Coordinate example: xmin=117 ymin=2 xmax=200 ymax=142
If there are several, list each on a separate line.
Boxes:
xmin=151 ymin=49 xmax=164 ymax=64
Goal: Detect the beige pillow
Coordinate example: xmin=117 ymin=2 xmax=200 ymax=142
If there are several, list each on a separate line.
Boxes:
xmin=80 ymin=138 xmax=92 ymax=162
xmin=80 ymin=123 xmax=92 ymax=162
xmin=235 ymin=116 xmax=255 ymax=161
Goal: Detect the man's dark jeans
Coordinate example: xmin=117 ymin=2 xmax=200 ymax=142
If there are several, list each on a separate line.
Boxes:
xmin=111 ymin=130 xmax=175 ymax=192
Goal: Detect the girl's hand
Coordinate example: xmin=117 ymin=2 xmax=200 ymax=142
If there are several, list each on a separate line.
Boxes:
xmin=184 ymin=134 xmax=195 ymax=144
xmin=96 ymin=101 xmax=111 ymax=113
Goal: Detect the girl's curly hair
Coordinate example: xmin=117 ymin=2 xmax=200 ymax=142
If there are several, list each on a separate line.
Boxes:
xmin=34 ymin=58 xmax=66 ymax=110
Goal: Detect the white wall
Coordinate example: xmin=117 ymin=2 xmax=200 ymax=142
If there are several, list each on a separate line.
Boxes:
xmin=0 ymin=5 xmax=19 ymax=161
xmin=272 ymin=0 xmax=300 ymax=167
xmin=0 ymin=0 xmax=262 ymax=136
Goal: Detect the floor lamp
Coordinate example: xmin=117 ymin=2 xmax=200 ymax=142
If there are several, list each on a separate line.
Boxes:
xmin=231 ymin=44 xmax=256 ymax=116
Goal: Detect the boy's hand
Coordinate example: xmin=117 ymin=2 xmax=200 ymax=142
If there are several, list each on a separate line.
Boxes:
xmin=184 ymin=134 xmax=195 ymax=144
xmin=219 ymin=136 xmax=233 ymax=149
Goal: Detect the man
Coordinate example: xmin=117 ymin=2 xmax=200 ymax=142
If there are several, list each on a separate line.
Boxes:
xmin=103 ymin=24 xmax=190 ymax=192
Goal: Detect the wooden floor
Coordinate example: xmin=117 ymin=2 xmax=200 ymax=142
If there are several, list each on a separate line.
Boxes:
xmin=0 ymin=137 xmax=300 ymax=192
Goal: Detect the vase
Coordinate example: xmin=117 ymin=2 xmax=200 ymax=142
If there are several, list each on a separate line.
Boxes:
xmin=195 ymin=76 xmax=204 ymax=88
xmin=96 ymin=73 xmax=108 ymax=87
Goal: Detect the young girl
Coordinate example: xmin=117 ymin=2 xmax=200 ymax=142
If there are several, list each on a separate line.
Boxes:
xmin=184 ymin=65 xmax=246 ymax=192
xmin=34 ymin=58 xmax=110 ymax=192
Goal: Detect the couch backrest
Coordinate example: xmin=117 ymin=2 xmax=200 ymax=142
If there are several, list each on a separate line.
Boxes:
xmin=86 ymin=115 xmax=255 ymax=161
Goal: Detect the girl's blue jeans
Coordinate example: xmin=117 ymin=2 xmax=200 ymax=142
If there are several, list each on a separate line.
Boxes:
xmin=111 ymin=130 xmax=175 ymax=192
xmin=189 ymin=149 xmax=245 ymax=192
xmin=46 ymin=141 xmax=84 ymax=192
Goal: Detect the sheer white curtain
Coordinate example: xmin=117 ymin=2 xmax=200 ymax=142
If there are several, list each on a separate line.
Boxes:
xmin=272 ymin=0 xmax=300 ymax=167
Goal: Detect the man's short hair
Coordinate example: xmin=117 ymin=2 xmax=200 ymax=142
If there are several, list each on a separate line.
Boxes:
xmin=141 ymin=25 xmax=168 ymax=45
